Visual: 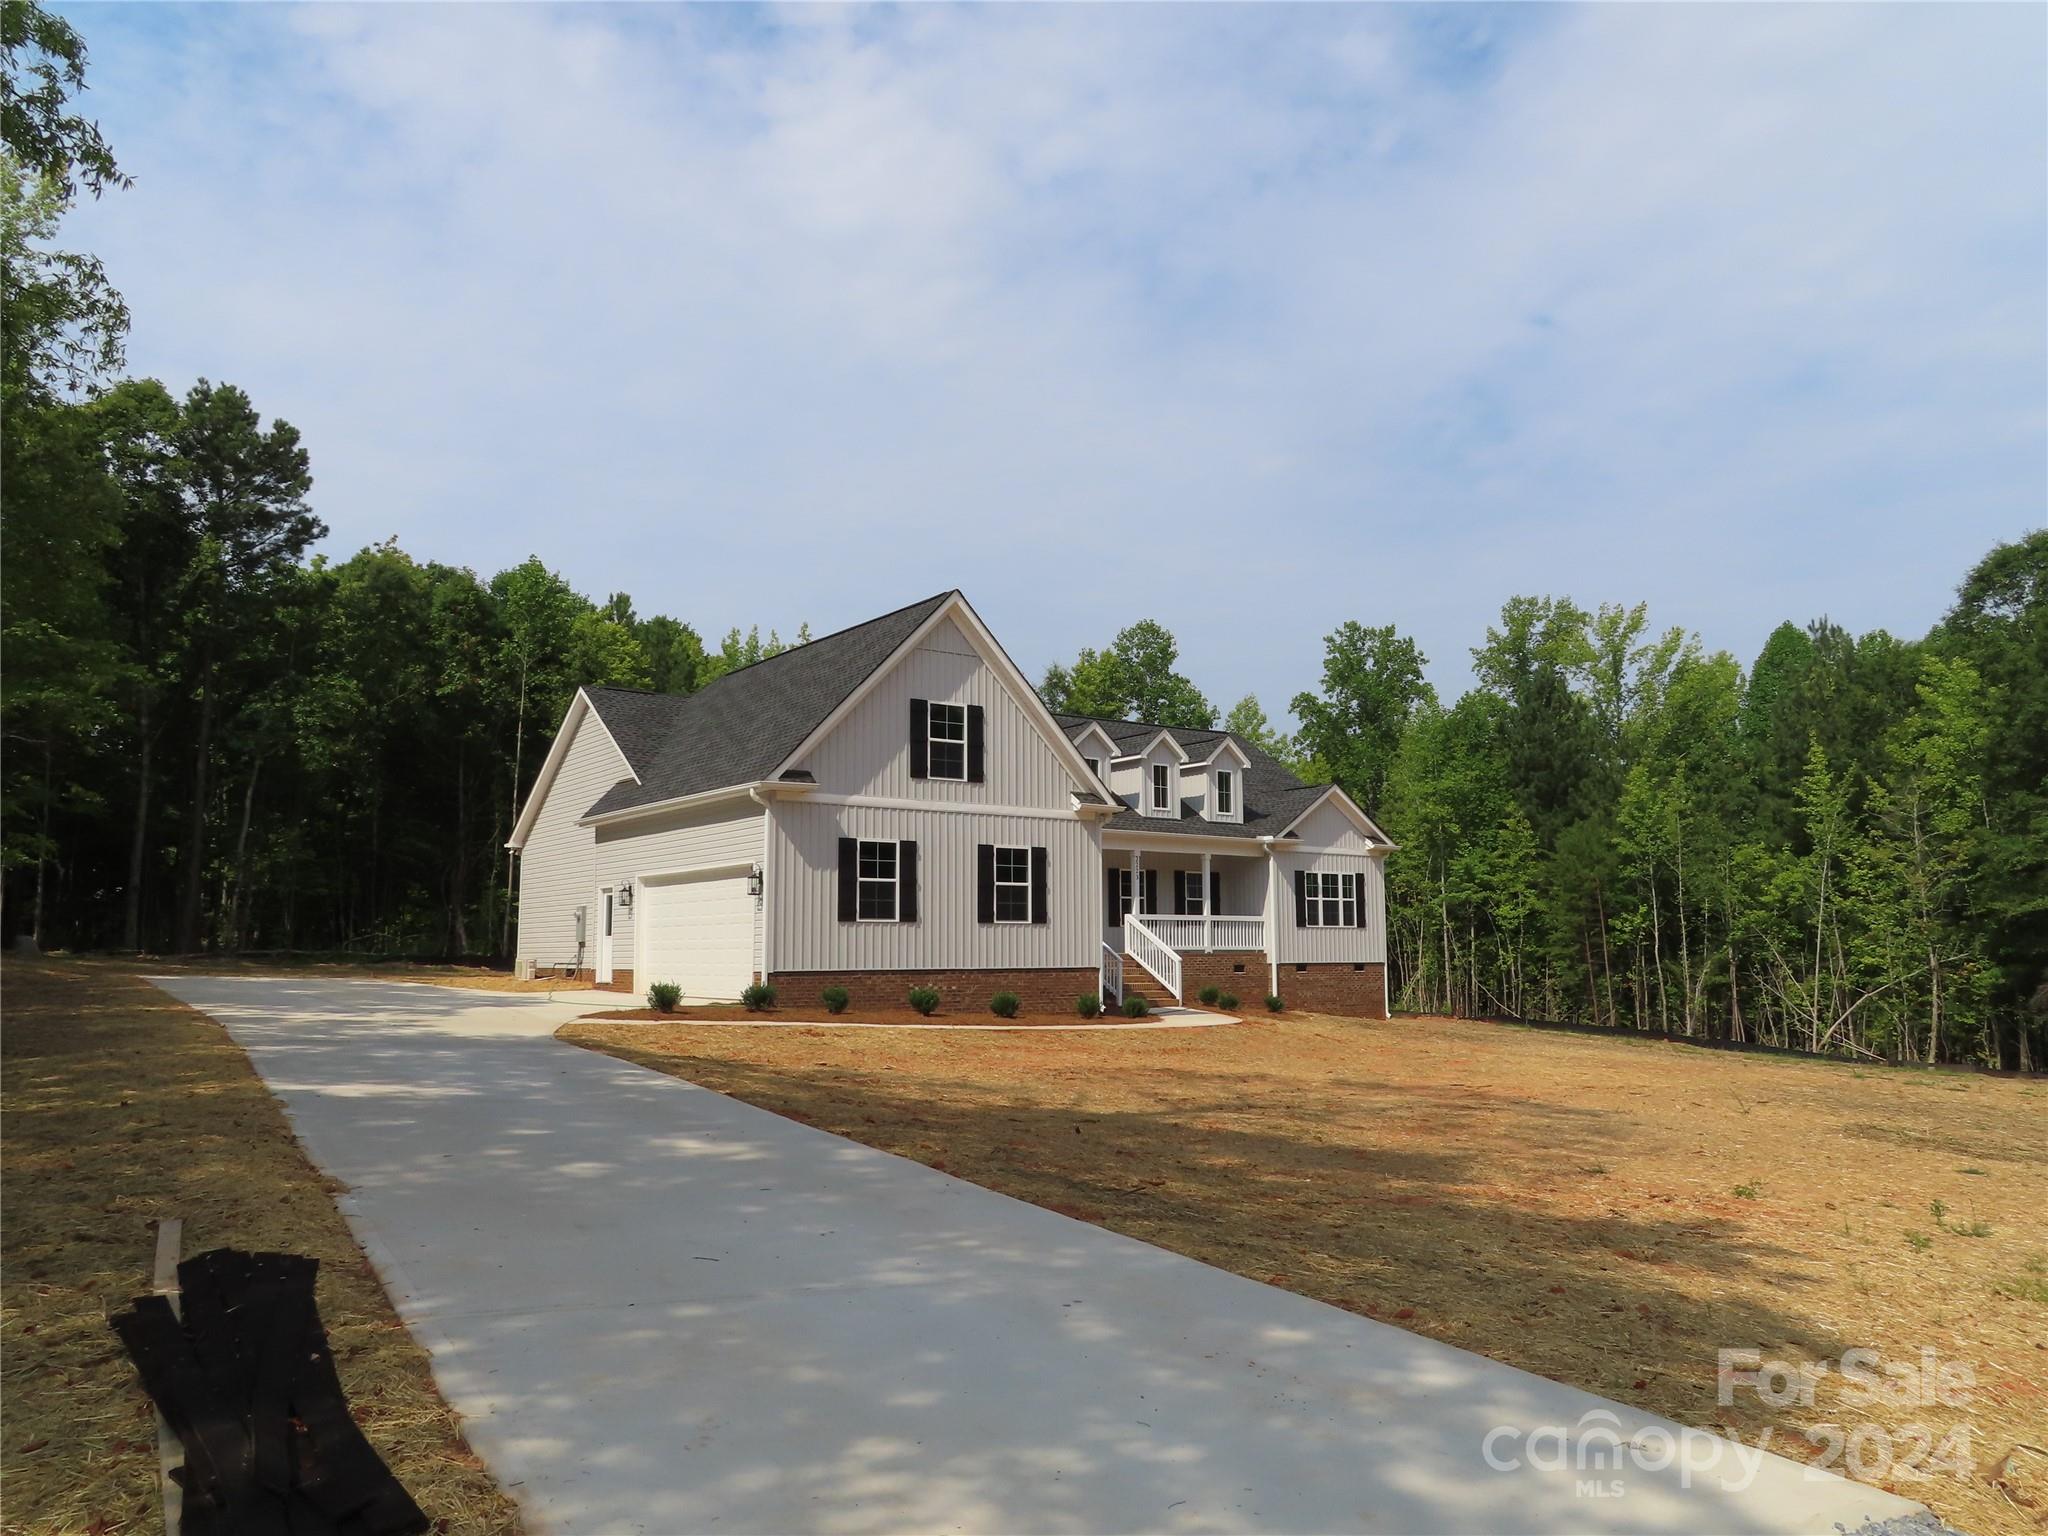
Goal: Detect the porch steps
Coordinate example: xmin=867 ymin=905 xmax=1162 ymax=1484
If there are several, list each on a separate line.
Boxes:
xmin=1117 ymin=969 xmax=1180 ymax=1011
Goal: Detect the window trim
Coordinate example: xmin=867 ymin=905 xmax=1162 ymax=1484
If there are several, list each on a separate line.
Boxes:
xmin=992 ymin=844 xmax=1031 ymax=925
xmin=1111 ymin=868 xmax=1135 ymax=926
xmin=1150 ymin=762 xmax=1171 ymax=812
xmin=1182 ymin=871 xmax=1205 ymax=916
xmin=1302 ymin=870 xmax=1358 ymax=928
xmin=856 ymin=839 xmax=900 ymax=923
xmin=1215 ymin=769 xmax=1234 ymax=817
xmin=1084 ymin=755 xmax=1101 ymax=781
xmin=927 ymin=701 xmax=967 ymax=781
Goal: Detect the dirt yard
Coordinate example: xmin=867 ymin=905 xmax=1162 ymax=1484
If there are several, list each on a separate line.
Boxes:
xmin=1 ymin=959 xmax=522 ymax=1535
xmin=565 ymin=1009 xmax=2048 ymax=1536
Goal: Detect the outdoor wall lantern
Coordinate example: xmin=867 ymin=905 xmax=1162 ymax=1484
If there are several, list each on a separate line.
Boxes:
xmin=617 ymin=881 xmax=633 ymax=910
xmin=748 ymin=867 xmax=764 ymax=898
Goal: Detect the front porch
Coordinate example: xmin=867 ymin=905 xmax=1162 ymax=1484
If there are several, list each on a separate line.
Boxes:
xmin=1100 ymin=842 xmax=1269 ymax=1006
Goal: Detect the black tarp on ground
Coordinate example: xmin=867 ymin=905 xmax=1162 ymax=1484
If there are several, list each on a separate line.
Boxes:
xmin=111 ymin=1248 xmax=429 ymax=1536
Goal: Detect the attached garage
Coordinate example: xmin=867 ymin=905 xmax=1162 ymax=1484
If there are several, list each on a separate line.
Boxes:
xmin=635 ymin=867 xmax=756 ymax=1000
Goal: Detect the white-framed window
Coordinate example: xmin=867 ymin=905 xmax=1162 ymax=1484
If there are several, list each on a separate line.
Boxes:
xmin=928 ymin=703 xmax=967 ymax=780
xmin=857 ymin=840 xmax=899 ymax=921
xmin=1304 ymin=871 xmax=1357 ymax=928
xmin=1110 ymin=868 xmax=1135 ymax=926
xmin=1084 ymin=755 xmax=1101 ymax=781
xmin=1151 ymin=762 xmax=1171 ymax=811
xmin=1215 ymin=769 xmax=1234 ymax=816
xmin=993 ymin=845 xmax=1030 ymax=923
xmin=1183 ymin=873 xmax=1205 ymax=916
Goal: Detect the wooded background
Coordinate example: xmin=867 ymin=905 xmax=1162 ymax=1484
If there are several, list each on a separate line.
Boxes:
xmin=5 ymin=4 xmax=2042 ymax=1068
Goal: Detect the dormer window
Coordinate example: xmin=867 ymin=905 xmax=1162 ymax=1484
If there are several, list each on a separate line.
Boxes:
xmin=1151 ymin=763 xmax=1171 ymax=811
xmin=927 ymin=703 xmax=967 ymax=780
xmin=1216 ymin=770 xmax=1234 ymax=816
xmin=1085 ymin=755 xmax=1101 ymax=781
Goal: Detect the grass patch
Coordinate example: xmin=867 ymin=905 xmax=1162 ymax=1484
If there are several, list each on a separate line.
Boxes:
xmin=561 ymin=1006 xmax=2048 ymax=1536
xmin=1 ymin=958 xmax=520 ymax=1535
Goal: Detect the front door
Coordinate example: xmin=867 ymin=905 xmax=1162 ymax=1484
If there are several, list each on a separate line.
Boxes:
xmin=595 ymin=887 xmax=615 ymax=984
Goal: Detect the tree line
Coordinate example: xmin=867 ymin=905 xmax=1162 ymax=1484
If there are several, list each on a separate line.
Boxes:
xmin=1040 ymin=541 xmax=2046 ymax=1071
xmin=6 ymin=4 xmax=2043 ymax=1067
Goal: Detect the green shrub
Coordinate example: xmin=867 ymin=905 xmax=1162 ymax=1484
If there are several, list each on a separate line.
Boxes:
xmin=907 ymin=986 xmax=941 ymax=1016
xmin=740 ymin=981 xmax=776 ymax=1012
xmin=989 ymin=992 xmax=1020 ymax=1019
xmin=1122 ymin=993 xmax=1151 ymax=1018
xmin=646 ymin=980 xmax=682 ymax=1012
xmin=1217 ymin=992 xmax=1239 ymax=1011
xmin=1264 ymin=994 xmax=1284 ymax=1012
xmin=1198 ymin=984 xmax=1221 ymax=1006
xmin=1076 ymin=993 xmax=1101 ymax=1019
xmin=821 ymin=985 xmax=850 ymax=1015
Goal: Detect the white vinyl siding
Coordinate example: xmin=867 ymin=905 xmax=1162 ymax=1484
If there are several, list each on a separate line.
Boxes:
xmin=596 ymin=800 xmax=765 ymax=978
xmin=1276 ymin=852 xmax=1387 ymax=965
xmin=792 ymin=616 xmax=1080 ymax=807
xmin=768 ymin=800 xmax=1097 ymax=972
xmin=1142 ymin=745 xmax=1179 ymax=817
xmin=515 ymin=706 xmax=632 ymax=973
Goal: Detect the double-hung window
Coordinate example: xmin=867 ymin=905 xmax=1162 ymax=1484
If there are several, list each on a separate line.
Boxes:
xmin=1215 ymin=770 xmax=1234 ymax=816
xmin=1151 ymin=763 xmax=1171 ymax=811
xmin=928 ymin=703 xmax=967 ymax=780
xmin=1084 ymin=755 xmax=1101 ymax=781
xmin=857 ymin=840 xmax=899 ymax=921
xmin=1304 ymin=871 xmax=1357 ymax=927
xmin=993 ymin=846 xmax=1030 ymax=923
xmin=1183 ymin=873 xmax=1205 ymax=916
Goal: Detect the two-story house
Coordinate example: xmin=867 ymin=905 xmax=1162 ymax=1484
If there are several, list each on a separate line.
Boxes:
xmin=508 ymin=590 xmax=1393 ymax=1016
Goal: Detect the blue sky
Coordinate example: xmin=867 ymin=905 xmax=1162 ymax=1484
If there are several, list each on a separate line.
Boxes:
xmin=59 ymin=3 xmax=2047 ymax=715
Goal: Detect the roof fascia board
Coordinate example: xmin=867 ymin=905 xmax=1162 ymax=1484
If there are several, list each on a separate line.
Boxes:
xmin=1102 ymin=828 xmax=1273 ymax=855
xmin=770 ymin=592 xmax=1108 ymax=797
xmin=579 ymin=781 xmax=769 ymax=830
xmin=508 ymin=690 xmax=635 ymax=850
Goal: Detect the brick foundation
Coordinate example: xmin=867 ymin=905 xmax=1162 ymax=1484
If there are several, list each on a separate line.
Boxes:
xmin=767 ymin=967 xmax=1098 ymax=1018
xmin=1178 ymin=951 xmax=1265 ymax=1004
xmin=1278 ymin=961 xmax=1388 ymax=1019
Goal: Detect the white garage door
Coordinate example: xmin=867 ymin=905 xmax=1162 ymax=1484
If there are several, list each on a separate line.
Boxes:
xmin=638 ymin=869 xmax=754 ymax=1000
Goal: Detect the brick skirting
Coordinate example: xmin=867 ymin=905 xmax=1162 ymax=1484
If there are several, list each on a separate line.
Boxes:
xmin=767 ymin=967 xmax=1099 ymax=1018
xmin=1278 ymin=961 xmax=1388 ymax=1019
xmin=1178 ymin=950 xmax=1265 ymax=1003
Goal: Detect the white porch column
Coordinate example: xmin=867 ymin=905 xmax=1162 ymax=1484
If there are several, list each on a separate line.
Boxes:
xmin=1129 ymin=847 xmax=1143 ymax=917
xmin=1200 ymin=850 xmax=1212 ymax=952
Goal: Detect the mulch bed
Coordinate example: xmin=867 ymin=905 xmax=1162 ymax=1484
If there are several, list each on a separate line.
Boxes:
xmin=586 ymin=1005 xmax=1132 ymax=1026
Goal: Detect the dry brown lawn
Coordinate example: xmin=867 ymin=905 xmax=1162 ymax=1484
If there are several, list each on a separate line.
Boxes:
xmin=564 ymin=1009 xmax=2048 ymax=1536
xmin=1 ymin=958 xmax=522 ymax=1536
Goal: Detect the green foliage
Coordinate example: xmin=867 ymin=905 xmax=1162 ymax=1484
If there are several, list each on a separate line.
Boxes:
xmin=1733 ymin=1181 xmax=1760 ymax=1200
xmin=740 ymin=981 xmax=775 ymax=1012
xmin=989 ymin=991 xmax=1020 ymax=1018
xmin=1216 ymin=992 xmax=1238 ymax=1011
xmin=646 ymin=980 xmax=681 ymax=1012
xmin=1265 ymin=994 xmax=1284 ymax=1012
xmin=907 ymin=986 xmax=940 ymax=1016
xmin=1075 ymin=993 xmax=1101 ymax=1019
xmin=1291 ymin=622 xmax=1434 ymax=813
xmin=1121 ymin=993 xmax=1151 ymax=1018
xmin=1903 ymin=1229 xmax=1932 ymax=1252
xmin=1197 ymin=984 xmax=1221 ymax=1006
xmin=1039 ymin=619 xmax=1213 ymax=728
xmin=821 ymin=985 xmax=850 ymax=1015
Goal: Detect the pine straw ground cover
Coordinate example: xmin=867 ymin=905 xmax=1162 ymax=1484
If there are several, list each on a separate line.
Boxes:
xmin=563 ymin=1010 xmax=2048 ymax=1536
xmin=2 ymin=959 xmax=521 ymax=1536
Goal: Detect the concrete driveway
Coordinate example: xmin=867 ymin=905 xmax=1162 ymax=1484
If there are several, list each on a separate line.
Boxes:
xmin=152 ymin=976 xmax=1930 ymax=1536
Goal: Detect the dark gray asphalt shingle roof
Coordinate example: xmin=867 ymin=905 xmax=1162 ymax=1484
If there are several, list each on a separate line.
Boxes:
xmin=1055 ymin=713 xmax=1336 ymax=840
xmin=581 ymin=592 xmax=953 ymax=818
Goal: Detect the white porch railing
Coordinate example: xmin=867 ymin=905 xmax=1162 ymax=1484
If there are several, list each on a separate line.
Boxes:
xmin=1099 ymin=942 xmax=1123 ymax=1007
xmin=1143 ymin=915 xmax=1265 ymax=953
xmin=1123 ymin=915 xmax=1182 ymax=1005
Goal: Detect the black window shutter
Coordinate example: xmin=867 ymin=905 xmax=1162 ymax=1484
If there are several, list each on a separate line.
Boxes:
xmin=1030 ymin=847 xmax=1048 ymax=925
xmin=1105 ymin=867 xmax=1120 ymax=927
xmin=1294 ymin=869 xmax=1309 ymax=927
xmin=1210 ymin=870 xmax=1222 ymax=915
xmin=909 ymin=698 xmax=929 ymax=779
xmin=838 ymin=838 xmax=858 ymax=922
xmin=966 ymin=705 xmax=985 ymax=783
xmin=1173 ymin=871 xmax=1187 ymax=914
xmin=1143 ymin=868 xmax=1158 ymax=915
xmin=1354 ymin=872 xmax=1368 ymax=927
xmin=898 ymin=840 xmax=919 ymax=922
xmin=976 ymin=844 xmax=995 ymax=924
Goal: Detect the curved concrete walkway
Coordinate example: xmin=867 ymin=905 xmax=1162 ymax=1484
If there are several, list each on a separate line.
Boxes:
xmin=151 ymin=976 xmax=1929 ymax=1536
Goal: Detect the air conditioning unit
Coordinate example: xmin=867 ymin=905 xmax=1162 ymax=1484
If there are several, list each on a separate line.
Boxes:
xmin=515 ymin=958 xmax=536 ymax=981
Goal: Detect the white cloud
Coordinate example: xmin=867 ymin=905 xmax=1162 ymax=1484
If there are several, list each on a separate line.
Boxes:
xmin=63 ymin=3 xmax=2046 ymax=709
